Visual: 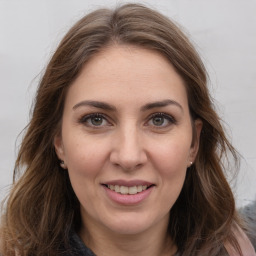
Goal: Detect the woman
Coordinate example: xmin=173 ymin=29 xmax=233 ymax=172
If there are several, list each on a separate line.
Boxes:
xmin=0 ymin=3 xmax=255 ymax=256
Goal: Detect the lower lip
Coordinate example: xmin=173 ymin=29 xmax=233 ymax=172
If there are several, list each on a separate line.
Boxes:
xmin=102 ymin=185 xmax=154 ymax=205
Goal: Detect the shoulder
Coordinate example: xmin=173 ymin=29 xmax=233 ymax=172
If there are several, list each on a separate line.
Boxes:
xmin=240 ymin=200 xmax=256 ymax=251
xmin=224 ymin=224 xmax=256 ymax=256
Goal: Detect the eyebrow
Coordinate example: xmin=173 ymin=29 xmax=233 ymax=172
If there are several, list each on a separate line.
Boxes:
xmin=140 ymin=99 xmax=183 ymax=112
xmin=73 ymin=100 xmax=117 ymax=111
xmin=73 ymin=99 xmax=183 ymax=112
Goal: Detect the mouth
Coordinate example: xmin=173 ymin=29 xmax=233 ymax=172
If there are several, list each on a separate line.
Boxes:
xmin=101 ymin=180 xmax=155 ymax=205
xmin=102 ymin=184 xmax=155 ymax=195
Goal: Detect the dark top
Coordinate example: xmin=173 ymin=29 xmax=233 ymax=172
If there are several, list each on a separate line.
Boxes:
xmin=61 ymin=230 xmax=95 ymax=256
xmin=62 ymin=230 xmax=180 ymax=256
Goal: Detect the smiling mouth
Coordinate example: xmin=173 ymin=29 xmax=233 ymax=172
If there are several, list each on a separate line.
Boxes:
xmin=103 ymin=184 xmax=154 ymax=195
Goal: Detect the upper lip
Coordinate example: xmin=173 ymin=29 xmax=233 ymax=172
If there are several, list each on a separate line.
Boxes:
xmin=101 ymin=179 xmax=154 ymax=187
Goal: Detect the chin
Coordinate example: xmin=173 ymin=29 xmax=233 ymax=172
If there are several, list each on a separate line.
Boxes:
xmin=109 ymin=224 xmax=149 ymax=235
xmin=103 ymin=214 xmax=158 ymax=235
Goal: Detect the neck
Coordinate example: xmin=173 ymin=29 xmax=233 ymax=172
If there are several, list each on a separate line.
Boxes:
xmin=79 ymin=215 xmax=177 ymax=256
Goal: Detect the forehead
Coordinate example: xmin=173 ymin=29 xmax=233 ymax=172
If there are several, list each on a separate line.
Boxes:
xmin=66 ymin=45 xmax=189 ymax=110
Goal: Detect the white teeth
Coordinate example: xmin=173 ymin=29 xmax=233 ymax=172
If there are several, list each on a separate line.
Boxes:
xmin=114 ymin=185 xmax=120 ymax=193
xmin=128 ymin=186 xmax=137 ymax=195
xmin=120 ymin=186 xmax=128 ymax=194
xmin=107 ymin=184 xmax=149 ymax=194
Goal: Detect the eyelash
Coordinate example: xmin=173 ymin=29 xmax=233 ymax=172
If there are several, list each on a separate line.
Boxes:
xmin=78 ymin=112 xmax=176 ymax=128
xmin=147 ymin=112 xmax=177 ymax=127
xmin=78 ymin=113 xmax=110 ymax=128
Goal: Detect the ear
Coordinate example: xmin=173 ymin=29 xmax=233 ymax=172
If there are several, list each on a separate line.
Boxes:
xmin=188 ymin=119 xmax=203 ymax=166
xmin=54 ymin=134 xmax=65 ymax=162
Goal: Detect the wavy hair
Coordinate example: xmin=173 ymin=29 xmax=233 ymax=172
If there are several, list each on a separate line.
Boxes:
xmin=1 ymin=3 xmax=242 ymax=255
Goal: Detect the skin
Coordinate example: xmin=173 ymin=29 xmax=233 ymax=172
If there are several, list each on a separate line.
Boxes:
xmin=55 ymin=45 xmax=202 ymax=256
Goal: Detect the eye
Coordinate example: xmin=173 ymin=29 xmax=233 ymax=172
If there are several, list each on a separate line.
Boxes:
xmin=79 ymin=113 xmax=111 ymax=127
xmin=147 ymin=113 xmax=176 ymax=128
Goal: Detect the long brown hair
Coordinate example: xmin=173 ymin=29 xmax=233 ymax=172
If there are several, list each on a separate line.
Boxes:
xmin=1 ymin=3 xmax=242 ymax=255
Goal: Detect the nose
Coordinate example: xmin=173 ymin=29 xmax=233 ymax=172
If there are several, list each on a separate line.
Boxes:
xmin=110 ymin=125 xmax=148 ymax=171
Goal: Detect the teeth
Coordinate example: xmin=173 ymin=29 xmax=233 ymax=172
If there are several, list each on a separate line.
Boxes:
xmin=120 ymin=186 xmax=128 ymax=194
xmin=114 ymin=185 xmax=120 ymax=193
xmin=137 ymin=185 xmax=142 ymax=192
xmin=107 ymin=184 xmax=149 ymax=194
xmin=128 ymin=186 xmax=137 ymax=195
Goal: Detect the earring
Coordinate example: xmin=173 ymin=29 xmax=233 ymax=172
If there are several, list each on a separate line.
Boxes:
xmin=60 ymin=160 xmax=67 ymax=169
xmin=188 ymin=161 xmax=193 ymax=168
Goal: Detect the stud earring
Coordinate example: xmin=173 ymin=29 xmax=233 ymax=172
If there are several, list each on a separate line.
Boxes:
xmin=60 ymin=160 xmax=67 ymax=169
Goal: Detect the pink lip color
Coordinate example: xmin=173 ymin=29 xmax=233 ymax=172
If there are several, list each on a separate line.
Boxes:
xmin=102 ymin=185 xmax=154 ymax=205
xmin=103 ymin=179 xmax=153 ymax=187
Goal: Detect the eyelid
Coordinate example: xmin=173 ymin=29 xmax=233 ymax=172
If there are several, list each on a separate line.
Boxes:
xmin=148 ymin=112 xmax=176 ymax=121
xmin=146 ymin=112 xmax=177 ymax=126
xmin=78 ymin=113 xmax=112 ymax=127
xmin=78 ymin=112 xmax=176 ymax=129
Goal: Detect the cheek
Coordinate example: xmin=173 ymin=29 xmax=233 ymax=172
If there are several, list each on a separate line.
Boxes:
xmin=64 ymin=137 xmax=110 ymax=205
xmin=149 ymin=145 xmax=188 ymax=220
xmin=151 ymin=137 xmax=191 ymax=175
xmin=153 ymin=141 xmax=190 ymax=207
xmin=63 ymin=133 xmax=110 ymax=178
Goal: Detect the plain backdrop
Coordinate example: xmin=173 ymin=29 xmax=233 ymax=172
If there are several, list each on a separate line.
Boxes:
xmin=0 ymin=0 xmax=255 ymax=207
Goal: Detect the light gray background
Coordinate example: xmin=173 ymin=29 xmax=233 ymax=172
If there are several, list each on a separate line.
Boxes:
xmin=0 ymin=0 xmax=255 ymax=207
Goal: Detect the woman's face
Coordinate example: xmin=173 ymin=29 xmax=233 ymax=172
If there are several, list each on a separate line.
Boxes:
xmin=55 ymin=45 xmax=202 ymax=236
